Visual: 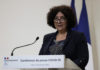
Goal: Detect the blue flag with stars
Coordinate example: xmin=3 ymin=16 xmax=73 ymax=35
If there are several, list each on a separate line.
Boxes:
xmin=71 ymin=0 xmax=94 ymax=70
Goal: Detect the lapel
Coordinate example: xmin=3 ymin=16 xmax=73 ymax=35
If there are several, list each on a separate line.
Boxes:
xmin=44 ymin=30 xmax=72 ymax=53
xmin=44 ymin=31 xmax=57 ymax=53
xmin=63 ymin=30 xmax=72 ymax=49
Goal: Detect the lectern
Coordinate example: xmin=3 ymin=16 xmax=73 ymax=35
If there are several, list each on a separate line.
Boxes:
xmin=3 ymin=55 xmax=82 ymax=70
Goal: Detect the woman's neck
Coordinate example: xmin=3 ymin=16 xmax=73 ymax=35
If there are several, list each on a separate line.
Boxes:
xmin=58 ymin=30 xmax=67 ymax=35
xmin=56 ymin=30 xmax=67 ymax=41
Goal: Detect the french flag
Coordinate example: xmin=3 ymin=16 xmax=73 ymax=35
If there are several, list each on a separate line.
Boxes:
xmin=71 ymin=0 xmax=94 ymax=70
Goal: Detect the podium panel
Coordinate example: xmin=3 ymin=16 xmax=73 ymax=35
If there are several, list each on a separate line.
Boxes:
xmin=3 ymin=55 xmax=82 ymax=70
xmin=3 ymin=55 xmax=64 ymax=68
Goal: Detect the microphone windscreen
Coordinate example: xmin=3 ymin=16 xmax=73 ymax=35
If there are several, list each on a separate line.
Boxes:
xmin=36 ymin=37 xmax=39 ymax=40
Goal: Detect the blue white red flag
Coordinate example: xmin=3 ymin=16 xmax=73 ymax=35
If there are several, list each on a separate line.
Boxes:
xmin=71 ymin=0 xmax=94 ymax=70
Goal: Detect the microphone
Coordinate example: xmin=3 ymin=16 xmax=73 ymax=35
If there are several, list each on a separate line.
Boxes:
xmin=11 ymin=37 xmax=39 ymax=56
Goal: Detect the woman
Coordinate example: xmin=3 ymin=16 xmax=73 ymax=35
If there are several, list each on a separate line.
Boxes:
xmin=39 ymin=5 xmax=89 ymax=70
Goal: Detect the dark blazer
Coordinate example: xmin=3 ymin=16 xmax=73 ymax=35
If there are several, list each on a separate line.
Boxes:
xmin=39 ymin=30 xmax=89 ymax=70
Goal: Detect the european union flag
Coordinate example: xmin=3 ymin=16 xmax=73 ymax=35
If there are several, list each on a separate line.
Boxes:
xmin=71 ymin=0 xmax=91 ymax=44
xmin=71 ymin=0 xmax=94 ymax=70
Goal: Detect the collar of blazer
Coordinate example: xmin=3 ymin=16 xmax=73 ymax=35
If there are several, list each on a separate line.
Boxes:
xmin=44 ymin=30 xmax=72 ymax=51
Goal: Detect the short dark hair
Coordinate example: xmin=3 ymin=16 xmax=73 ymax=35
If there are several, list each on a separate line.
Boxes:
xmin=47 ymin=5 xmax=76 ymax=31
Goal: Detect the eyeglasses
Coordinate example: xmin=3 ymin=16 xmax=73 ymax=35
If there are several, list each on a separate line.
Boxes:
xmin=54 ymin=16 xmax=66 ymax=23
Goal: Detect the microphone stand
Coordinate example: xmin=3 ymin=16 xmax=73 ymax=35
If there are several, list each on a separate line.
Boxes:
xmin=11 ymin=37 xmax=39 ymax=56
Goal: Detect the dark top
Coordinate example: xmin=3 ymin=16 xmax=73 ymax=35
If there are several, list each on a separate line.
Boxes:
xmin=39 ymin=30 xmax=89 ymax=70
xmin=49 ymin=40 xmax=65 ymax=55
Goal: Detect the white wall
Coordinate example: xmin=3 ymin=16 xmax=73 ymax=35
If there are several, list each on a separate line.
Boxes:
xmin=0 ymin=0 xmax=100 ymax=70
xmin=92 ymin=0 xmax=100 ymax=69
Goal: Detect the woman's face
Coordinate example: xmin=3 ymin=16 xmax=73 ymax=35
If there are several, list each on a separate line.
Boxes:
xmin=54 ymin=12 xmax=67 ymax=32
